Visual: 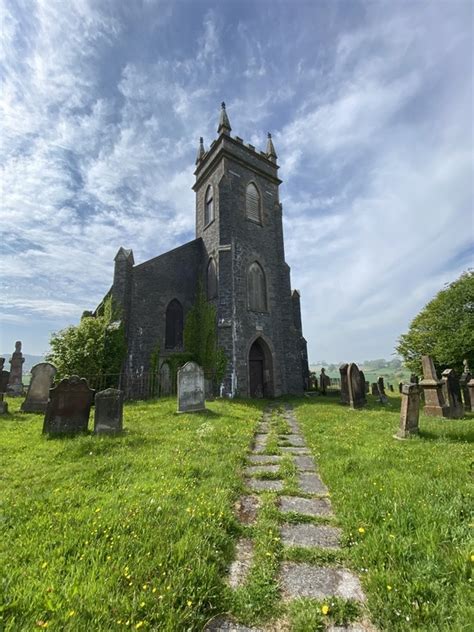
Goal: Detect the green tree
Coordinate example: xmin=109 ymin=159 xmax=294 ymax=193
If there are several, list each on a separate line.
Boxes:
xmin=47 ymin=297 xmax=126 ymax=380
xmin=396 ymin=270 xmax=474 ymax=375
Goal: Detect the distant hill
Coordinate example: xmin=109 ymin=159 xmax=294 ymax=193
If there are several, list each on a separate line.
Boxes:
xmin=1 ymin=353 xmax=45 ymax=374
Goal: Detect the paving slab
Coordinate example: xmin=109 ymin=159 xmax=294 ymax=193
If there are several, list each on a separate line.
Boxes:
xmin=253 ymin=434 xmax=268 ymax=453
xmin=280 ymin=562 xmax=366 ymax=602
xmin=228 ymin=538 xmax=254 ymax=588
xmin=280 ymin=447 xmax=310 ymax=455
xmin=244 ymin=464 xmax=280 ymax=476
xmin=279 ymin=495 xmax=334 ymax=517
xmin=257 ymin=422 xmax=269 ymax=433
xmin=246 ymin=478 xmax=284 ymax=492
xmin=298 ymin=472 xmax=329 ymax=495
xmin=235 ymin=495 xmax=260 ymax=525
xmin=247 ymin=454 xmax=282 ymax=465
xmin=204 ymin=616 xmax=263 ymax=631
xmin=293 ymin=455 xmax=317 ymax=471
xmin=326 ymin=625 xmax=373 ymax=632
xmin=279 ymin=434 xmax=305 ymax=447
xmin=280 ymin=523 xmax=341 ymax=549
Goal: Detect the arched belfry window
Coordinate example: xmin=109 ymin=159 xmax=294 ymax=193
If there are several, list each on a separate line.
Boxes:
xmin=207 ymin=258 xmax=218 ymax=299
xmin=204 ymin=185 xmax=214 ymax=226
xmin=246 ymin=182 xmax=261 ymax=223
xmin=165 ymin=299 xmax=183 ymax=349
xmin=248 ymin=262 xmax=267 ymax=311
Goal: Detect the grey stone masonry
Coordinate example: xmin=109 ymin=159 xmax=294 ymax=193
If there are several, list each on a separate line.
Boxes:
xmin=280 ymin=563 xmax=366 ymax=602
xmin=279 ymin=495 xmax=334 ymax=518
xmin=280 ymin=523 xmax=342 ymax=549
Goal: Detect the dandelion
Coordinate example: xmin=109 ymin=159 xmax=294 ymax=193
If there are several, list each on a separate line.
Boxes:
xmin=68 ymin=610 xmax=76 ymax=617
xmin=471 ymin=554 xmax=474 ymax=562
xmin=187 ymin=600 xmax=192 ymax=607
xmin=387 ymin=585 xmax=392 ymax=591
xmin=358 ymin=527 xmax=365 ymax=534
xmin=140 ymin=602 xmax=145 ymax=607
xmin=152 ymin=588 xmax=157 ymax=593
xmin=41 ymin=562 xmax=48 ymax=569
xmin=321 ymin=604 xmax=329 ymax=615
xmin=135 ymin=623 xmax=144 ymax=629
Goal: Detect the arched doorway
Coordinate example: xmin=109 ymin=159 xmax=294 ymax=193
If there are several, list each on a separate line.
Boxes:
xmin=248 ymin=338 xmax=273 ymax=398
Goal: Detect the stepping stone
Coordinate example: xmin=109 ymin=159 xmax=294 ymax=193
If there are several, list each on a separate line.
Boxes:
xmin=298 ymin=472 xmax=329 ymax=495
xmin=257 ymin=422 xmax=269 ymax=433
xmin=246 ymin=478 xmax=284 ymax=492
xmin=327 ymin=625 xmax=373 ymax=632
xmin=280 ymin=523 xmax=341 ymax=549
xmin=280 ymin=562 xmax=366 ymax=602
xmin=280 ymin=447 xmax=310 ymax=455
xmin=279 ymin=495 xmax=334 ymax=517
xmin=279 ymin=434 xmax=305 ymax=447
xmin=253 ymin=434 xmax=267 ymax=453
xmin=244 ymin=464 xmax=280 ymax=476
xmin=293 ymin=455 xmax=317 ymax=471
xmin=228 ymin=538 xmax=254 ymax=588
xmin=247 ymin=454 xmax=282 ymax=465
xmin=204 ymin=616 xmax=263 ymax=631
xmin=235 ymin=495 xmax=260 ymax=525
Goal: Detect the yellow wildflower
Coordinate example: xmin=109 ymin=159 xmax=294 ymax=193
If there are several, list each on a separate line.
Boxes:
xmin=187 ymin=600 xmax=192 ymax=607
xmin=135 ymin=622 xmax=144 ymax=629
xmin=68 ymin=610 xmax=76 ymax=617
xmin=387 ymin=585 xmax=392 ymax=591
xmin=358 ymin=527 xmax=365 ymax=534
xmin=321 ymin=604 xmax=329 ymax=615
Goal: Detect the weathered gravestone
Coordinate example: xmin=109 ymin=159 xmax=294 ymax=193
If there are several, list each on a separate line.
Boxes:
xmin=7 ymin=341 xmax=25 ymax=396
xmin=377 ymin=376 xmax=386 ymax=397
xmin=160 ymin=363 xmax=172 ymax=396
xmin=389 ymin=384 xmax=394 ymax=392
xmin=459 ymin=359 xmax=472 ymax=412
xmin=441 ymin=369 xmax=464 ymax=419
xmin=319 ymin=368 xmax=329 ymax=395
xmin=371 ymin=383 xmax=379 ymax=396
xmin=410 ymin=374 xmax=419 ymax=384
xmin=43 ymin=376 xmax=94 ymax=435
xmin=347 ymin=363 xmax=366 ymax=408
xmin=339 ymin=363 xmax=349 ymax=405
xmin=177 ymin=361 xmax=205 ymax=413
xmin=21 ymin=363 xmax=57 ymax=413
xmin=394 ymin=383 xmax=420 ymax=440
xmin=419 ymin=356 xmax=449 ymax=418
xmin=468 ymin=377 xmax=474 ymax=411
xmin=398 ymin=382 xmax=403 ymax=393
xmin=94 ymin=388 xmax=123 ymax=434
xmin=0 ymin=359 xmax=9 ymax=414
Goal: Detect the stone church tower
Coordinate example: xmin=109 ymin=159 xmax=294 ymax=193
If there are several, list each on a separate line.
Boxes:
xmin=97 ymin=103 xmax=309 ymax=397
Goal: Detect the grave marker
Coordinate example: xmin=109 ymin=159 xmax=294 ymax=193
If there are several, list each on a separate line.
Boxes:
xmin=419 ymin=356 xmax=449 ymax=417
xmin=441 ymin=369 xmax=464 ymax=419
xmin=43 ymin=376 xmax=94 ymax=435
xmin=21 ymin=363 xmax=57 ymax=413
xmin=459 ymin=359 xmax=472 ymax=412
xmin=160 ymin=363 xmax=172 ymax=396
xmin=339 ymin=363 xmax=349 ymax=405
xmin=347 ymin=363 xmax=365 ymax=408
xmin=177 ymin=361 xmax=205 ymax=413
xmin=7 ymin=341 xmax=25 ymax=396
xmin=94 ymin=388 xmax=124 ymax=434
xmin=394 ymin=383 xmax=420 ymax=439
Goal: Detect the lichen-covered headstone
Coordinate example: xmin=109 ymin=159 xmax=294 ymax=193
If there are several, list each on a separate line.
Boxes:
xmin=347 ymin=363 xmax=365 ymax=408
xmin=160 ymin=363 xmax=172 ymax=396
xmin=441 ymin=369 xmax=464 ymax=419
xmin=7 ymin=341 xmax=25 ymax=396
xmin=459 ymin=359 xmax=472 ymax=412
xmin=339 ymin=363 xmax=349 ymax=405
xmin=21 ymin=363 xmax=57 ymax=413
xmin=43 ymin=376 xmax=94 ymax=435
xmin=394 ymin=383 xmax=420 ymax=439
xmin=94 ymin=388 xmax=123 ymax=434
xmin=177 ymin=361 xmax=205 ymax=413
xmin=419 ymin=356 xmax=449 ymax=418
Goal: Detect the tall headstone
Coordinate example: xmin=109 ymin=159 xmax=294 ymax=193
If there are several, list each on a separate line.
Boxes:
xmin=347 ymin=363 xmax=366 ymax=409
xmin=377 ymin=376 xmax=386 ymax=396
xmin=177 ymin=361 xmax=205 ymax=413
xmin=339 ymin=363 xmax=349 ymax=405
xmin=441 ymin=369 xmax=464 ymax=419
xmin=389 ymin=384 xmax=394 ymax=392
xmin=7 ymin=341 xmax=25 ymax=396
xmin=468 ymin=377 xmax=474 ymax=412
xmin=410 ymin=374 xmax=419 ymax=384
xmin=43 ymin=376 xmax=94 ymax=435
xmin=21 ymin=363 xmax=57 ymax=413
xmin=0 ymin=359 xmax=9 ymax=414
xmin=419 ymin=356 xmax=449 ymax=418
xmin=319 ymin=368 xmax=329 ymax=395
xmin=398 ymin=382 xmax=403 ymax=393
xmin=94 ymin=388 xmax=123 ymax=434
xmin=459 ymin=359 xmax=472 ymax=412
xmin=394 ymin=383 xmax=420 ymax=439
xmin=160 ymin=363 xmax=172 ymax=396
xmin=371 ymin=383 xmax=379 ymax=396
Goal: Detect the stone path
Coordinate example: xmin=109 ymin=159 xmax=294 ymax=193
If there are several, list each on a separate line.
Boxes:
xmin=205 ymin=404 xmax=373 ymax=632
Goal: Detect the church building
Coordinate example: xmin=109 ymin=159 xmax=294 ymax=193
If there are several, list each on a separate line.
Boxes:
xmin=98 ymin=103 xmax=309 ymax=397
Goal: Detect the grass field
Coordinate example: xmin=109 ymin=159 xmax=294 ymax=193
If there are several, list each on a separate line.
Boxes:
xmin=1 ymin=394 xmax=472 ymax=631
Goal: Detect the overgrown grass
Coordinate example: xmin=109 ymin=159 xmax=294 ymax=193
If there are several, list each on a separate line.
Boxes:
xmin=291 ymin=393 xmax=474 ymax=631
xmin=0 ymin=397 xmax=264 ymax=631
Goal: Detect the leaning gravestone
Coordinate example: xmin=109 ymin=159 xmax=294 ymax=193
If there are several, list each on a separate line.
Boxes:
xmin=441 ymin=369 xmax=464 ymax=419
xmin=94 ymin=388 xmax=123 ymax=434
xmin=347 ymin=363 xmax=366 ymax=409
xmin=7 ymin=341 xmax=25 ymax=396
xmin=394 ymin=383 xmax=420 ymax=439
xmin=160 ymin=363 xmax=172 ymax=396
xmin=459 ymin=359 xmax=472 ymax=412
xmin=177 ymin=361 xmax=205 ymax=413
xmin=43 ymin=376 xmax=94 ymax=435
xmin=21 ymin=363 xmax=57 ymax=413
xmin=339 ymin=363 xmax=349 ymax=405
xmin=419 ymin=356 xmax=449 ymax=418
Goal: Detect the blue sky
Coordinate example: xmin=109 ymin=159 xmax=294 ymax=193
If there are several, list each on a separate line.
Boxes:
xmin=1 ymin=0 xmax=472 ymax=363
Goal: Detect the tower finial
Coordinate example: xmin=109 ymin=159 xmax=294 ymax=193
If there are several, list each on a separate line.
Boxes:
xmin=266 ymin=132 xmax=277 ymax=162
xmin=195 ymin=136 xmax=205 ymax=165
xmin=217 ymin=101 xmax=231 ymax=135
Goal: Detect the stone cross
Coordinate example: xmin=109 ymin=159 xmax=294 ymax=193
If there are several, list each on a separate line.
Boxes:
xmin=43 ymin=376 xmax=95 ymax=435
xmin=94 ymin=388 xmax=124 ymax=434
xmin=160 ymin=363 xmax=172 ymax=396
xmin=177 ymin=361 xmax=205 ymax=413
xmin=394 ymin=383 xmax=420 ymax=439
xmin=419 ymin=356 xmax=449 ymax=417
xmin=347 ymin=363 xmax=366 ymax=409
xmin=441 ymin=369 xmax=464 ymax=419
xmin=339 ymin=363 xmax=349 ymax=405
xmin=459 ymin=359 xmax=472 ymax=412
xmin=21 ymin=363 xmax=57 ymax=413
xmin=7 ymin=341 xmax=25 ymax=396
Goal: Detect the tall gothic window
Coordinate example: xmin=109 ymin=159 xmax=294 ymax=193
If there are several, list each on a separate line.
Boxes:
xmin=204 ymin=185 xmax=214 ymax=226
xmin=165 ymin=299 xmax=183 ymax=349
xmin=207 ymin=258 xmax=218 ymax=299
xmin=246 ymin=182 xmax=261 ymax=223
xmin=248 ymin=262 xmax=267 ymax=311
